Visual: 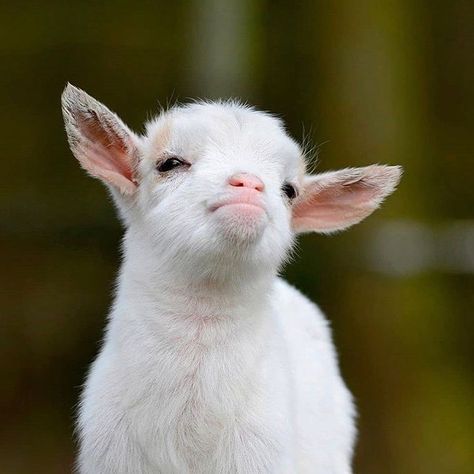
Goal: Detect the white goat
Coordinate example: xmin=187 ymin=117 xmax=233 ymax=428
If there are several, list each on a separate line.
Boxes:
xmin=62 ymin=84 xmax=401 ymax=474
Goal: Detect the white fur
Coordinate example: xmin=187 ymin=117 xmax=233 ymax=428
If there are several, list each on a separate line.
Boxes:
xmin=62 ymin=84 xmax=401 ymax=473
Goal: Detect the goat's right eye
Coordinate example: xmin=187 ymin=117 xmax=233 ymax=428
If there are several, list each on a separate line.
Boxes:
xmin=282 ymin=182 xmax=298 ymax=201
xmin=157 ymin=157 xmax=187 ymax=173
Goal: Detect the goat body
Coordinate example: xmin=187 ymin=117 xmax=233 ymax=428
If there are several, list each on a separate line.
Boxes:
xmin=62 ymin=84 xmax=401 ymax=473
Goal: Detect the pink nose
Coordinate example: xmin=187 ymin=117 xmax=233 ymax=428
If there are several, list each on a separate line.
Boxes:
xmin=228 ymin=173 xmax=265 ymax=192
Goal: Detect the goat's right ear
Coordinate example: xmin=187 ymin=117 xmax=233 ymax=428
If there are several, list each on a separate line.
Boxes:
xmin=61 ymin=83 xmax=140 ymax=195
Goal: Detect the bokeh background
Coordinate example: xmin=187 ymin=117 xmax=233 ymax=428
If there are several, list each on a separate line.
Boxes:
xmin=1 ymin=1 xmax=473 ymax=473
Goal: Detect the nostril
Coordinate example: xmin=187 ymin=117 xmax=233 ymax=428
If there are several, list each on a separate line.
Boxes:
xmin=228 ymin=173 xmax=265 ymax=192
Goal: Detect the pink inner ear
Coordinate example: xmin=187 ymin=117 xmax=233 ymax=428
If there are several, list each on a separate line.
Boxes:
xmin=292 ymin=166 xmax=401 ymax=233
xmin=316 ymin=179 xmax=381 ymax=206
xmin=75 ymin=113 xmax=137 ymax=194
xmin=293 ymin=180 xmax=379 ymax=229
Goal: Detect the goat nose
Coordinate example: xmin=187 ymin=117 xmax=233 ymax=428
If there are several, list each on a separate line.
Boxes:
xmin=228 ymin=173 xmax=265 ymax=192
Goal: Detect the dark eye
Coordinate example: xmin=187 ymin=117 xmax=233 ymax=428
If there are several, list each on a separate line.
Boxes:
xmin=282 ymin=182 xmax=298 ymax=201
xmin=157 ymin=157 xmax=187 ymax=173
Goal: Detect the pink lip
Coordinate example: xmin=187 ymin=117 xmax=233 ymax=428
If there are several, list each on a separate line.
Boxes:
xmin=209 ymin=190 xmax=266 ymax=213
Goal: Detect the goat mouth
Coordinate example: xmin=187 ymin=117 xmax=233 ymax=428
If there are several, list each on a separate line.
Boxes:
xmin=208 ymin=192 xmax=266 ymax=215
xmin=211 ymin=202 xmax=264 ymax=212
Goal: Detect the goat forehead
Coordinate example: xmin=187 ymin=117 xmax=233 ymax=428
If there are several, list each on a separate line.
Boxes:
xmin=146 ymin=102 xmax=302 ymax=168
xmin=174 ymin=101 xmax=284 ymax=132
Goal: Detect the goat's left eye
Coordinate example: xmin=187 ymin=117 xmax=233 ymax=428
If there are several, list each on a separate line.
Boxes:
xmin=157 ymin=157 xmax=187 ymax=173
xmin=282 ymin=182 xmax=298 ymax=201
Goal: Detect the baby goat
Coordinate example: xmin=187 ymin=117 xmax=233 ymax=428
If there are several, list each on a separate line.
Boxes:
xmin=62 ymin=84 xmax=401 ymax=474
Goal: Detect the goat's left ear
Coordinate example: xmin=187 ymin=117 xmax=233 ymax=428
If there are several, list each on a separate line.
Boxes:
xmin=61 ymin=83 xmax=140 ymax=195
xmin=292 ymin=165 xmax=402 ymax=233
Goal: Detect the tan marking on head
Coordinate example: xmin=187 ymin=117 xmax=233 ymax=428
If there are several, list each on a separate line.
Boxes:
xmin=150 ymin=118 xmax=172 ymax=158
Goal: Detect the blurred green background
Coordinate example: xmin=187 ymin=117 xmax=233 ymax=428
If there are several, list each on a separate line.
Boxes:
xmin=1 ymin=1 xmax=473 ymax=473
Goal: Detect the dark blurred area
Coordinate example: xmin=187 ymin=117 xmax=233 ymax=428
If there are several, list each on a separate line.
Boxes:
xmin=1 ymin=1 xmax=473 ymax=473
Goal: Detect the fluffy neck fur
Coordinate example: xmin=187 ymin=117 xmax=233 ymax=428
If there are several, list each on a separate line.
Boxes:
xmin=101 ymin=228 xmax=285 ymax=473
xmin=111 ymin=225 xmax=278 ymax=348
